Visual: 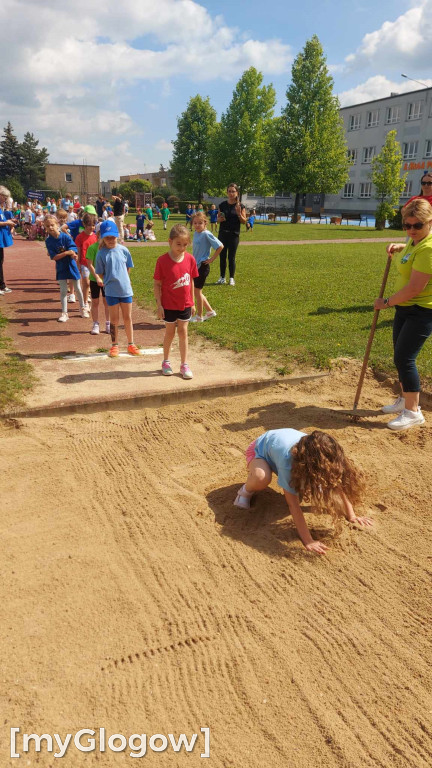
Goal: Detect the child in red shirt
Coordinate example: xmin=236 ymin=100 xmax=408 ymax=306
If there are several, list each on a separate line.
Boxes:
xmin=153 ymin=224 xmax=198 ymax=379
xmin=75 ymin=212 xmax=97 ymax=311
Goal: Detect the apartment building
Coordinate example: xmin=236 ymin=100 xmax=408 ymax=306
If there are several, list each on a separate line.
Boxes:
xmin=324 ymin=86 xmax=432 ymax=214
xmin=45 ymin=163 xmax=100 ymax=200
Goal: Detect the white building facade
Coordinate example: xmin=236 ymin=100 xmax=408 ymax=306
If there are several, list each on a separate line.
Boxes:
xmin=324 ymin=86 xmax=432 ymax=215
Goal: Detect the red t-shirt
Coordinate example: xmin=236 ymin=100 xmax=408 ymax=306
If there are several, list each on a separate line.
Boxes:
xmin=404 ymin=194 xmax=432 ymax=208
xmin=75 ymin=231 xmax=97 ymax=265
xmin=154 ymin=251 xmax=199 ymax=310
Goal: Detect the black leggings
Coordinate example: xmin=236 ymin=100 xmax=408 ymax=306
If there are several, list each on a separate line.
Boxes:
xmin=393 ymin=304 xmax=432 ymax=392
xmin=0 ymin=248 xmax=4 ymax=290
xmin=219 ymin=233 xmax=239 ymax=279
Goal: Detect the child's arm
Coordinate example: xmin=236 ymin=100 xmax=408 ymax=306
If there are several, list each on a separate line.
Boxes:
xmin=153 ymin=279 xmax=164 ymax=319
xmin=284 ymin=491 xmax=329 ymax=554
xmin=86 ymin=259 xmax=103 ymax=286
xmin=208 ymin=245 xmax=223 ymax=264
xmin=340 ymin=492 xmax=373 ymax=526
xmin=52 ymin=249 xmax=76 ymax=262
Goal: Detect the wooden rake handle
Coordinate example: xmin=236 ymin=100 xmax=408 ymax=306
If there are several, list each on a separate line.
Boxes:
xmin=353 ymin=253 xmax=393 ymax=411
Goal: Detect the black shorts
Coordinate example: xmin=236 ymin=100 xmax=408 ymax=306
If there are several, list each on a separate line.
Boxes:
xmin=193 ymin=262 xmax=210 ymax=290
xmin=90 ymin=281 xmax=106 ymax=299
xmin=163 ymin=307 xmax=192 ymax=323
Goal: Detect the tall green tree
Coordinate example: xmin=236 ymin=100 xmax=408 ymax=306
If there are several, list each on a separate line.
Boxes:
xmin=171 ymin=95 xmax=217 ymax=203
xmin=269 ymin=36 xmax=350 ymax=218
xmin=19 ymin=132 xmax=49 ymax=190
xmin=0 ymin=122 xmax=21 ymax=180
xmin=3 ymin=177 xmax=25 ymax=202
xmin=370 ymin=130 xmax=406 ymax=226
xmin=210 ymin=67 xmax=276 ymax=198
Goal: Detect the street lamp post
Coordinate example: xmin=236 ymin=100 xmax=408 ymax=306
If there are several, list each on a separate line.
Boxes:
xmin=401 ymin=74 xmax=429 ymax=88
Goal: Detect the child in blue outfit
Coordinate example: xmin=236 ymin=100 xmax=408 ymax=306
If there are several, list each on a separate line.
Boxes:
xmin=235 ymin=428 xmax=373 ymax=555
xmin=246 ymin=209 xmax=256 ymax=231
xmin=95 ymin=219 xmax=140 ymax=358
xmin=44 ymin=215 xmax=88 ymax=322
xmin=190 ymin=212 xmax=223 ymax=322
xmin=135 ymin=209 xmax=146 ymax=241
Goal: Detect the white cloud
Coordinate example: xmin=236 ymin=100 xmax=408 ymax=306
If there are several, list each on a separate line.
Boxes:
xmin=1 ymin=0 xmax=292 ymax=177
xmin=338 ymin=74 xmax=432 ymax=107
xmin=344 ymin=0 xmax=432 ymax=72
xmin=155 ymin=139 xmax=174 ymax=152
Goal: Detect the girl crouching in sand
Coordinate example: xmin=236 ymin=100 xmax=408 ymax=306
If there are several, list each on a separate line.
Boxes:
xmin=234 ymin=428 xmax=373 ymax=555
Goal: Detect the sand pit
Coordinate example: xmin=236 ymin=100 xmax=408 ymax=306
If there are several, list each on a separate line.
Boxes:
xmin=1 ymin=360 xmax=431 ymax=767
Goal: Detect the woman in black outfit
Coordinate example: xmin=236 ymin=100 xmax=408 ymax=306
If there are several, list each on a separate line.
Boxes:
xmin=217 ymin=183 xmax=246 ymax=286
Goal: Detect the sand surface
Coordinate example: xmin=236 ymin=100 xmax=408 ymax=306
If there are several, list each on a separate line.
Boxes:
xmin=1 ymin=360 xmax=431 ymax=767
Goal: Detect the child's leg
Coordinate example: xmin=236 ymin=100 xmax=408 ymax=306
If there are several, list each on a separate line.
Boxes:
xmin=67 ymin=279 xmax=74 ymax=297
xmin=109 ymin=303 xmax=120 ymax=345
xmin=81 ymin=274 xmax=90 ymax=306
xmin=163 ymin=321 xmax=177 ymax=360
xmin=59 ymin=280 xmax=68 ymax=314
xmin=73 ymin=279 xmax=85 ymax=308
xmin=120 ymin=301 xmax=134 ymax=344
xmin=176 ymin=319 xmax=189 ymax=365
xmin=245 ymin=458 xmax=272 ymax=493
xmin=103 ymin=296 xmax=110 ymax=322
xmin=201 ymin=293 xmax=213 ymax=313
xmin=194 ymin=287 xmax=204 ymax=317
xmin=91 ymin=296 xmax=99 ymax=322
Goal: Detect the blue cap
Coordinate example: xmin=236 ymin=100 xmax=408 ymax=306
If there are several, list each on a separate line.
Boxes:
xmin=100 ymin=220 xmax=119 ymax=238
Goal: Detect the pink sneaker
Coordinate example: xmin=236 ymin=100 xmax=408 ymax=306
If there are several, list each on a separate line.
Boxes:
xmin=162 ymin=360 xmax=173 ymax=376
xmin=180 ymin=363 xmax=193 ymax=380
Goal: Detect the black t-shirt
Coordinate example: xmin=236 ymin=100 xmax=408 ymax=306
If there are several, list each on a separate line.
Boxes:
xmin=113 ymin=198 xmax=125 ymax=216
xmin=218 ymin=200 xmax=245 ymax=237
xmin=96 ymin=199 xmax=104 ymax=217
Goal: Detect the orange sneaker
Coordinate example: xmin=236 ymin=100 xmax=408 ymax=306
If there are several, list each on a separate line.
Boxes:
xmin=109 ymin=344 xmax=119 ymax=358
xmin=127 ymin=343 xmax=141 ymax=356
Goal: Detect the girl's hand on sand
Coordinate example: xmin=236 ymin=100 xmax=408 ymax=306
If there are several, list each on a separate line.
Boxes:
xmin=350 ymin=515 xmax=374 ymax=527
xmin=305 ymin=540 xmax=328 ymax=555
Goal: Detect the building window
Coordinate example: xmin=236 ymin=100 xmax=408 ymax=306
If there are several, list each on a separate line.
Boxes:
xmin=407 ymin=101 xmax=423 ymax=121
xmin=403 ymin=141 xmax=418 ymax=160
xmin=401 ymin=180 xmax=413 ymax=198
xmin=425 ymin=140 xmax=432 ymax=158
xmin=366 ymin=110 xmax=379 ymax=127
xmin=347 ymin=148 xmax=357 ymax=164
xmin=349 ymin=114 xmax=361 ymax=131
xmin=359 ymin=182 xmax=372 ymax=198
xmin=342 ymin=183 xmax=355 ymax=198
xmin=362 ymin=146 xmax=375 ymax=164
xmin=65 ymin=173 xmax=73 ymax=182
xmin=386 ymin=106 xmax=401 ymax=124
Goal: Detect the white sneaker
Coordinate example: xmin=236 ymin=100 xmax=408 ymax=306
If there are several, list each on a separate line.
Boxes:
xmin=0 ymin=289 xmax=4 ymax=295
xmin=216 ymin=277 xmax=226 ymax=284
xmin=189 ymin=315 xmax=203 ymax=323
xmin=58 ymin=313 xmax=68 ymax=323
xmin=105 ymin=322 xmax=111 ymax=334
xmin=229 ymin=278 xmax=235 ymax=286
xmin=84 ymin=303 xmax=90 ymax=312
xmin=90 ymin=322 xmax=100 ymax=335
xmin=67 ymin=293 xmax=76 ymax=303
xmin=382 ymin=396 xmax=405 ymax=414
xmin=204 ymin=310 xmax=217 ymax=320
xmin=3 ymin=286 xmax=12 ymax=293
xmin=234 ymin=485 xmax=253 ymax=509
xmin=80 ymin=308 xmax=90 ymax=318
xmin=387 ymin=408 xmax=425 ymax=431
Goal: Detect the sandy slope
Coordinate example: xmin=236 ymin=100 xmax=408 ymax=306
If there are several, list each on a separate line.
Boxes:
xmin=1 ymin=361 xmax=431 ymax=767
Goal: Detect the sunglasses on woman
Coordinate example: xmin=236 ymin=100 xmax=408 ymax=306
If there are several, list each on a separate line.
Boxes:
xmin=421 ymin=180 xmax=432 ymax=186
xmin=403 ymin=222 xmax=425 ymax=230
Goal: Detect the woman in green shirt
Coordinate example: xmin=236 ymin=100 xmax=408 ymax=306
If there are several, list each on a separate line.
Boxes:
xmin=374 ymin=198 xmax=432 ymax=431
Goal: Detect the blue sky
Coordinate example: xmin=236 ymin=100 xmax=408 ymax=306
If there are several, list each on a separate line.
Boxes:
xmin=3 ymin=0 xmax=432 ymax=180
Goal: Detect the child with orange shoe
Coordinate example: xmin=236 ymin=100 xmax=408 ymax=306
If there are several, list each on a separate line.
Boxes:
xmin=95 ymin=220 xmax=140 ymax=357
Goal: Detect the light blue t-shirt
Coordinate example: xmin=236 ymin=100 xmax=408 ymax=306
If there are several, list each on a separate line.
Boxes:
xmin=95 ymin=245 xmax=134 ymax=297
xmin=192 ymin=229 xmax=223 ymax=267
xmin=254 ymin=429 xmax=307 ymax=495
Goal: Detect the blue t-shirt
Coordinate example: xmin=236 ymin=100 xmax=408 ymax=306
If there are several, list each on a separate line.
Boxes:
xmin=185 ymin=206 xmax=193 ymax=220
xmin=192 ymin=230 xmax=223 ymax=267
xmin=95 ymin=245 xmax=134 ymax=297
xmin=0 ymin=209 xmax=14 ymax=248
xmin=61 ymin=198 xmax=72 ymax=211
xmin=67 ymin=219 xmax=83 ymax=241
xmin=248 ymin=215 xmax=255 ymax=226
xmin=254 ymin=429 xmax=307 ymax=495
xmin=209 ymin=209 xmax=218 ymax=223
xmin=45 ymin=232 xmax=80 ymax=280
xmin=136 ymin=214 xmax=145 ymax=229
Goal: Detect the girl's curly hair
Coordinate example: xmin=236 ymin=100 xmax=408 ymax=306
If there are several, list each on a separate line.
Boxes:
xmin=290 ymin=431 xmax=365 ymax=528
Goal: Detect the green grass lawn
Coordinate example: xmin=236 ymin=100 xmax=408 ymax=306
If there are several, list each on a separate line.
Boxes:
xmin=0 ymin=313 xmax=35 ymax=412
xmin=130 ymin=241 xmax=432 ymax=383
xmin=125 ymin=214 xmax=404 ymax=242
